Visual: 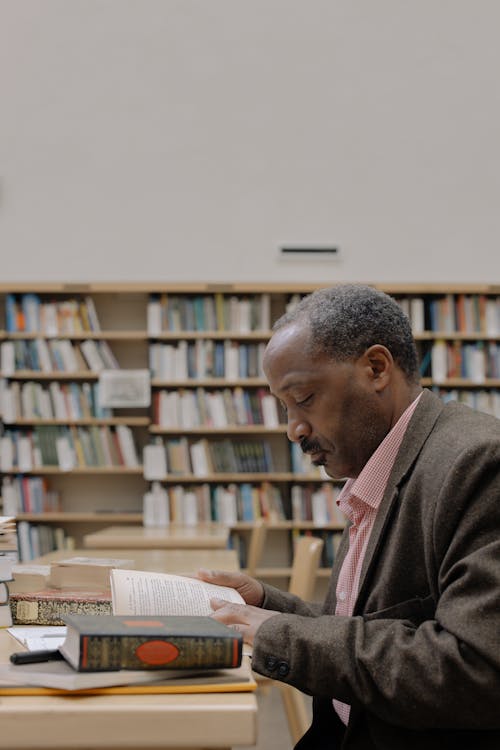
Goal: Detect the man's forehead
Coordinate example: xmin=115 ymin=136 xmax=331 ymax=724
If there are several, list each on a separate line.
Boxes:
xmin=265 ymin=322 xmax=310 ymax=357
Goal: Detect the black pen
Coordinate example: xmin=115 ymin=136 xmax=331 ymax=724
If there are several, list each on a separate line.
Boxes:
xmin=10 ymin=649 xmax=65 ymax=665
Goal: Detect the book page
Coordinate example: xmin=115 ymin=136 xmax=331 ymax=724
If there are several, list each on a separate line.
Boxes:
xmin=111 ymin=569 xmax=244 ymax=616
xmin=8 ymin=626 xmax=67 ymax=651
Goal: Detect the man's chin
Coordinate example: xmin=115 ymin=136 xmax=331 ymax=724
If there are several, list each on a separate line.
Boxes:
xmin=321 ymin=460 xmax=350 ymax=482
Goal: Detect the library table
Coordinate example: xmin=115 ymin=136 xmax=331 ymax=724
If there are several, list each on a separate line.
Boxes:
xmin=32 ymin=546 xmax=239 ymax=576
xmin=0 ymin=545 xmax=256 ymax=749
xmin=83 ymin=523 xmax=230 ymax=550
xmin=0 ymin=630 xmax=257 ymax=750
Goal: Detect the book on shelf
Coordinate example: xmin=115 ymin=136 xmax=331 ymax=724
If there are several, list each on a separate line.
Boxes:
xmin=143 ymin=442 xmax=168 ymax=480
xmin=59 ymin=613 xmax=242 ymax=672
xmin=0 ymin=435 xmax=14 ymax=472
xmin=167 ymin=483 xmax=212 ymax=524
xmin=212 ymin=485 xmax=238 ymax=524
xmin=143 ymin=482 xmax=170 ymax=526
xmin=190 ymin=438 xmax=213 ymax=477
xmin=1 ymin=424 xmax=142 ymax=470
xmin=1 ymin=476 xmax=60 ymax=515
xmin=0 ymin=340 xmax=15 ymax=376
xmin=16 ymin=520 xmax=74 ymax=563
xmin=9 ymin=588 xmax=112 ymax=625
xmin=3 ymin=294 xmax=103 ymax=335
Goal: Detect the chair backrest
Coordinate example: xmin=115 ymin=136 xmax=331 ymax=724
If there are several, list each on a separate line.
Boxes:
xmin=245 ymin=518 xmax=268 ymax=577
xmin=288 ymin=535 xmax=324 ymax=600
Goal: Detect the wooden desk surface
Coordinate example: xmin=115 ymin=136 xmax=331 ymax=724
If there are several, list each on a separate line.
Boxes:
xmin=0 ymin=632 xmax=256 ymax=750
xmin=32 ymin=547 xmax=239 ymax=576
xmin=1 ymin=545 xmax=255 ymax=749
xmin=83 ymin=524 xmax=230 ymax=550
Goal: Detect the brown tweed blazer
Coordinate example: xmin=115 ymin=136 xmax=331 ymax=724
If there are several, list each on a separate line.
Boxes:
xmin=252 ymin=389 xmax=500 ymax=750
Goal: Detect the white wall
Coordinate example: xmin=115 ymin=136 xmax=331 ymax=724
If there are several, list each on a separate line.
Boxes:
xmin=1 ymin=0 xmax=499 ymax=284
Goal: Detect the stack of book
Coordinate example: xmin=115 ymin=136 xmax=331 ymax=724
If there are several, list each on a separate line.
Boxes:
xmin=0 ymin=516 xmax=18 ymax=627
xmin=8 ymin=556 xmax=133 ymax=625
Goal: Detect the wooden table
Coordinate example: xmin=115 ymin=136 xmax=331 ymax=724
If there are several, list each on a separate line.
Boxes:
xmin=83 ymin=524 xmax=230 ymax=550
xmin=0 ymin=546 xmax=256 ymax=749
xmin=0 ymin=631 xmax=256 ymax=750
xmin=32 ymin=547 xmax=239 ymax=576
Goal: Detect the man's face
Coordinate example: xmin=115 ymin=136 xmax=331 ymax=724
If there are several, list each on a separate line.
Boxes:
xmin=263 ymin=322 xmax=391 ymax=480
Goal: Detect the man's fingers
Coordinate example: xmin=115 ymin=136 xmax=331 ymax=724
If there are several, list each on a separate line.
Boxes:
xmin=198 ymin=568 xmax=239 ymax=585
xmin=210 ymin=599 xmax=246 ymax=617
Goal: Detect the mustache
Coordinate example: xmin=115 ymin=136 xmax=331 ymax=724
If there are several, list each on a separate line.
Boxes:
xmin=300 ymin=438 xmax=324 ymax=455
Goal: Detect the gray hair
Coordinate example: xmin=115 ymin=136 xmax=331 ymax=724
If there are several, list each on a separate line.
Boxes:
xmin=273 ymin=284 xmax=420 ymax=382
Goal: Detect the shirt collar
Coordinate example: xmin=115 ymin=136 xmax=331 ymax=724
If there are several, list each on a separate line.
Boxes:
xmin=338 ymin=392 xmax=423 ymax=513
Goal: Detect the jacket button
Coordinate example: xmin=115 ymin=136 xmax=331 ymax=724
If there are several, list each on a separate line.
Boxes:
xmin=277 ymin=661 xmax=290 ymax=677
xmin=265 ymin=656 xmax=278 ymax=671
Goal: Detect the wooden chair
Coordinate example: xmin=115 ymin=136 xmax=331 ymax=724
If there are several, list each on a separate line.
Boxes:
xmin=243 ymin=518 xmax=268 ymax=577
xmin=255 ymin=533 xmax=325 ymax=744
xmin=278 ymin=535 xmax=324 ymax=742
xmin=288 ymin=534 xmax=324 ymax=600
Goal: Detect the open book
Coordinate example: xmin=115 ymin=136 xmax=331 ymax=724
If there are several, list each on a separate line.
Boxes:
xmin=110 ymin=569 xmax=245 ymax=616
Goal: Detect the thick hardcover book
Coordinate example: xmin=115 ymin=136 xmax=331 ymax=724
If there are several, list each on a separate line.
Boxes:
xmin=9 ymin=589 xmax=112 ymax=625
xmin=48 ymin=556 xmax=134 ymax=590
xmin=60 ymin=614 xmax=243 ymax=672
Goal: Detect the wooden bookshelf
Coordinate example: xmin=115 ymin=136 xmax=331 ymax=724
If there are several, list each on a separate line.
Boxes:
xmin=1 ymin=282 xmax=499 ymax=571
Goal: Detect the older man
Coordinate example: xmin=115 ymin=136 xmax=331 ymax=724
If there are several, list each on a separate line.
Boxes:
xmin=200 ymin=284 xmax=500 ymax=750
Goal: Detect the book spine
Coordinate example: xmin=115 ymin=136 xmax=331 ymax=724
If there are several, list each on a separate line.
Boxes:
xmin=77 ymin=633 xmax=241 ymax=671
xmin=10 ymin=595 xmax=112 ymax=625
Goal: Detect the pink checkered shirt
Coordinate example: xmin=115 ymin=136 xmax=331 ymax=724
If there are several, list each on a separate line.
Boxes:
xmin=333 ymin=393 xmax=422 ymax=726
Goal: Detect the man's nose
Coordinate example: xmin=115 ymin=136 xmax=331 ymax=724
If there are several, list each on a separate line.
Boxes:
xmin=287 ymin=413 xmax=311 ymax=443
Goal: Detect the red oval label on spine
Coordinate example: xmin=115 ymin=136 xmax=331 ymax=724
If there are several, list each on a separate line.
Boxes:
xmin=135 ymin=640 xmax=179 ymax=665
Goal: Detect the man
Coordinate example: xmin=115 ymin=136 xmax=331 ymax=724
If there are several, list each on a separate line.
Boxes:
xmin=199 ymin=284 xmax=500 ymax=749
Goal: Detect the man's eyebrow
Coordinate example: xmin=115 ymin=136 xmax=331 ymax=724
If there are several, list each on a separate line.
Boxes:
xmin=278 ymin=378 xmax=310 ymax=393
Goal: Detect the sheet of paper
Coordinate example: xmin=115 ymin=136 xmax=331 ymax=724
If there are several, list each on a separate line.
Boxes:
xmin=0 ymin=659 xmax=220 ymax=691
xmin=111 ymin=569 xmax=244 ymax=616
xmin=8 ymin=626 xmax=67 ymax=651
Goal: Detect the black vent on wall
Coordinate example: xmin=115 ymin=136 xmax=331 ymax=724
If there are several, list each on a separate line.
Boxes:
xmin=280 ymin=247 xmax=339 ymax=256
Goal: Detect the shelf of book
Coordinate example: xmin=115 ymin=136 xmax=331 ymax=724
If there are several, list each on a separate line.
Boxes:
xmin=9 ymin=418 xmax=150 ymax=426
xmin=5 ymin=331 xmax=148 ymax=341
xmin=1 ymin=282 xmax=499 ymax=564
xmin=152 ymin=331 xmax=272 ymax=340
xmin=420 ymin=378 xmax=500 ymax=387
xmin=150 ymin=426 xmax=288 ymax=435
xmin=16 ymin=512 xmax=144 ymax=523
xmin=5 ymin=371 xmax=100 ymax=380
xmin=151 ymin=378 xmax=269 ymax=387
xmin=5 ymin=467 xmax=144 ymax=475
xmin=415 ymin=331 xmax=500 ymax=341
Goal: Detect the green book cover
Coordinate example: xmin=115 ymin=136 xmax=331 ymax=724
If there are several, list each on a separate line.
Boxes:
xmin=61 ymin=614 xmax=243 ymax=672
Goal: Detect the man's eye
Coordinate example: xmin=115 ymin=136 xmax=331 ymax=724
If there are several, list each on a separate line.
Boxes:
xmin=297 ymin=395 xmax=313 ymax=407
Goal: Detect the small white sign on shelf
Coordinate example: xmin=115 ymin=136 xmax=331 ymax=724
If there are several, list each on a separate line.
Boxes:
xmin=98 ymin=369 xmax=151 ymax=408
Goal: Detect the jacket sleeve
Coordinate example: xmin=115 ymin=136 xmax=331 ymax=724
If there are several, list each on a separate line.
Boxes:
xmin=251 ymin=441 xmax=500 ymax=730
xmin=260 ymin=581 xmax=323 ymax=617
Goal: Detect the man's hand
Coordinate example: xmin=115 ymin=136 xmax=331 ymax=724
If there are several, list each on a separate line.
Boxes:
xmin=209 ymin=599 xmax=280 ymax=646
xmin=197 ymin=569 xmax=265 ymax=606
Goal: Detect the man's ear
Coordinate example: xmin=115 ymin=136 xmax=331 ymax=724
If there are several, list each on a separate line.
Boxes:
xmin=363 ymin=345 xmax=393 ymax=390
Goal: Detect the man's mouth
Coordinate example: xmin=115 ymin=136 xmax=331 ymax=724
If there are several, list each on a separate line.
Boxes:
xmin=300 ymin=438 xmax=328 ymax=466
